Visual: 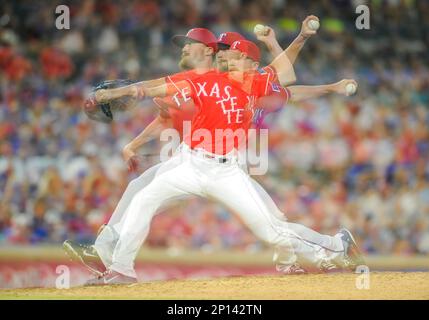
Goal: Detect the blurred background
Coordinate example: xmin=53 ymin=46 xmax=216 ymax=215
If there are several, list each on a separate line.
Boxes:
xmin=1 ymin=0 xmax=429 ymax=287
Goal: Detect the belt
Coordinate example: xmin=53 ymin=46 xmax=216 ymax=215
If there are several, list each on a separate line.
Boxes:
xmin=185 ymin=146 xmax=236 ymax=164
xmin=200 ymin=153 xmax=230 ymax=163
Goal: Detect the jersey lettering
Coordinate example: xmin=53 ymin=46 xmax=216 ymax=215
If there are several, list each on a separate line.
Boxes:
xmin=209 ymin=82 xmax=220 ymax=98
xmin=215 ymin=96 xmax=244 ymax=124
xmin=172 ymin=87 xmax=191 ymax=106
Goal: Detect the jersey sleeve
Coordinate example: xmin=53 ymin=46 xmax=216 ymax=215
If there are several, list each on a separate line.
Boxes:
xmin=261 ymin=65 xmax=279 ymax=83
xmin=253 ymin=72 xmax=277 ymax=97
xmin=255 ymin=84 xmax=290 ymax=112
xmin=165 ymin=71 xmax=200 ymax=103
xmin=164 ymin=76 xmax=199 ymax=105
xmin=166 ymin=71 xmax=188 ymax=84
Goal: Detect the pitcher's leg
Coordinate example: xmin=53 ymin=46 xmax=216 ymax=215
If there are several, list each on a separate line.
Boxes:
xmin=250 ymin=177 xmax=344 ymax=253
xmin=109 ymin=163 xmax=162 ymax=226
xmin=275 ymin=222 xmax=349 ymax=267
xmin=207 ymin=167 xmax=334 ymax=268
xmin=94 ymin=164 xmax=162 ymax=267
xmin=110 ymin=160 xmax=202 ymax=278
xmin=94 ymin=224 xmax=118 ymax=267
xmin=286 ymin=222 xmax=344 ymax=254
xmin=273 ymin=245 xmax=296 ymax=269
xmin=248 ymin=176 xmax=345 ymax=269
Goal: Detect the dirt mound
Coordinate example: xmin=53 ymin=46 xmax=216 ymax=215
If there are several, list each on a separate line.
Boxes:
xmin=1 ymin=272 xmax=428 ymax=300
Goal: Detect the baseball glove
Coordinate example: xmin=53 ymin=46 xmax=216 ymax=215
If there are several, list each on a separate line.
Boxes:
xmin=83 ymin=79 xmax=137 ymax=123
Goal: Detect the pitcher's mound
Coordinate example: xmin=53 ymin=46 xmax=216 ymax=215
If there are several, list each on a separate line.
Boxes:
xmin=1 ymin=272 xmax=428 ymax=300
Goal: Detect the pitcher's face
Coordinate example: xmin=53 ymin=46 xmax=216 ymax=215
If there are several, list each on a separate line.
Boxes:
xmin=179 ymin=42 xmax=209 ymax=70
xmin=226 ymin=50 xmax=248 ymax=72
xmin=215 ymin=49 xmax=230 ymax=71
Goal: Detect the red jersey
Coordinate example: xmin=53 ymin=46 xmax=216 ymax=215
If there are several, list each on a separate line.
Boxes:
xmin=155 ymin=67 xmax=288 ymax=141
xmin=252 ymin=66 xmax=290 ymax=129
xmin=256 ymin=66 xmax=289 ymax=112
xmin=182 ymin=70 xmax=275 ymax=155
xmin=155 ymin=70 xmax=213 ymax=138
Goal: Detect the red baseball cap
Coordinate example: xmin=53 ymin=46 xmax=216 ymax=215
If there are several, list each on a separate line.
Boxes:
xmin=217 ymin=32 xmax=246 ymax=50
xmin=230 ymin=40 xmax=261 ymax=62
xmin=172 ymin=28 xmax=218 ymax=53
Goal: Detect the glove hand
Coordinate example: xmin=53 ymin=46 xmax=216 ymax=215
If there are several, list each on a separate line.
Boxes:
xmin=95 ymin=89 xmax=110 ymax=103
xmin=83 ymin=79 xmax=136 ymax=124
xmin=84 ymin=95 xmax=97 ymax=112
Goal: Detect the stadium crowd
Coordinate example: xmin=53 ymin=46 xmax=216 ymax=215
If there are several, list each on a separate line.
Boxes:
xmin=1 ymin=0 xmax=429 ymax=255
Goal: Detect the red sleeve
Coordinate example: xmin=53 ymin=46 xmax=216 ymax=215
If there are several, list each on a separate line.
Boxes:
xmin=255 ymin=83 xmax=290 ymax=112
xmin=253 ymin=72 xmax=276 ymax=97
xmin=166 ymin=71 xmax=188 ymax=84
xmin=163 ymin=71 xmax=189 ymax=93
xmin=261 ymin=65 xmax=279 ymax=83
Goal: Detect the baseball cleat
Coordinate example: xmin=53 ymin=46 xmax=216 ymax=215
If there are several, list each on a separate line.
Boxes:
xmin=277 ymin=263 xmax=308 ymax=275
xmin=338 ymin=228 xmax=365 ymax=271
xmin=319 ymin=259 xmax=342 ymax=273
xmin=63 ymin=240 xmax=106 ymax=276
xmin=85 ymin=269 xmax=137 ymax=286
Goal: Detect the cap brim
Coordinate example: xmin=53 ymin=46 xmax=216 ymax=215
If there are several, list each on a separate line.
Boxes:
xmin=171 ymin=35 xmax=202 ymax=48
xmin=217 ymin=43 xmax=230 ymax=50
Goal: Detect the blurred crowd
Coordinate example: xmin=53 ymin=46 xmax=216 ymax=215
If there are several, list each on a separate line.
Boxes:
xmin=1 ymin=0 xmax=429 ymax=255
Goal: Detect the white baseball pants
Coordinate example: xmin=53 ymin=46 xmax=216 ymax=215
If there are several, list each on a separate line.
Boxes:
xmin=95 ymin=144 xmax=344 ymax=278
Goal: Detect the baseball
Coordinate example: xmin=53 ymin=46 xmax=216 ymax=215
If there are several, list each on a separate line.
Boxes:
xmin=346 ymin=83 xmax=357 ymax=95
xmin=308 ymin=19 xmax=320 ymax=31
xmin=254 ymin=24 xmax=268 ymax=36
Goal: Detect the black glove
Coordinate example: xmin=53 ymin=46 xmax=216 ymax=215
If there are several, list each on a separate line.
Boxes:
xmin=83 ymin=79 xmax=137 ymax=123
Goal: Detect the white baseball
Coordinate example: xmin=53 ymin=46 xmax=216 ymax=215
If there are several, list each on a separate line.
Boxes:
xmin=254 ymin=24 xmax=268 ymax=36
xmin=346 ymin=83 xmax=357 ymax=95
xmin=308 ymin=19 xmax=320 ymax=31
